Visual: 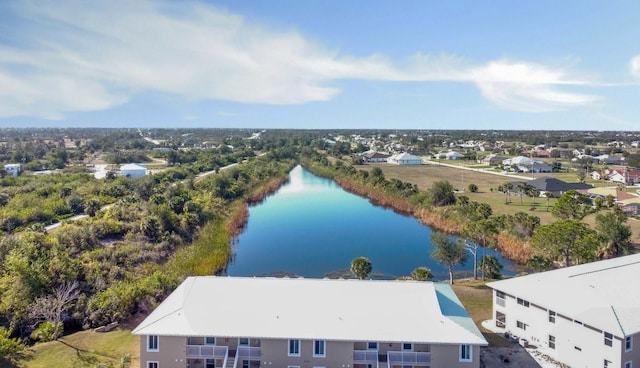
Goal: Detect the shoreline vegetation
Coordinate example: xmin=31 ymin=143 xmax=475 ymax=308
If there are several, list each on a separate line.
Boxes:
xmin=300 ymin=158 xmax=532 ymax=265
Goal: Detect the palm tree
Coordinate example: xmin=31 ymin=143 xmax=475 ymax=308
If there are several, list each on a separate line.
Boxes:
xmin=350 ymin=257 xmax=372 ymax=280
xmin=543 ymin=191 xmax=552 ymax=211
xmin=517 ymin=183 xmax=527 ymax=205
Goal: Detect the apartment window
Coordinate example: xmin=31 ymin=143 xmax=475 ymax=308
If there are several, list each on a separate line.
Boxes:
xmin=402 ymin=343 xmax=413 ymax=351
xmin=288 ymin=339 xmax=300 ymax=356
xmin=626 ymin=336 xmax=633 ymax=352
xmin=625 ymin=361 xmax=632 ymax=368
xmin=517 ymin=321 xmax=527 ymax=331
xmin=242 ymin=361 xmax=249 ymax=368
xmin=147 ymin=335 xmax=159 ymax=352
xmin=548 ymin=335 xmax=555 ymax=350
xmin=604 ymin=332 xmax=613 ymax=347
xmin=205 ymin=336 xmax=215 ymax=345
xmin=205 ymin=359 xmax=215 ymax=368
xmin=516 ymin=298 xmax=530 ymax=307
xmin=147 ymin=362 xmax=159 ymax=368
xmin=367 ymin=341 xmax=378 ymax=350
xmin=459 ymin=344 xmax=472 ymax=362
xmin=239 ymin=337 xmax=249 ymax=346
xmin=496 ymin=291 xmax=506 ymax=307
xmin=548 ymin=310 xmax=556 ymax=324
xmin=313 ymin=340 xmax=326 ymax=357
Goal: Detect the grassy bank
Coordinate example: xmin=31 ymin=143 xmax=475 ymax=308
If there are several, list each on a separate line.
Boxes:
xmin=9 ymin=326 xmax=138 ymax=368
xmin=452 ymin=280 xmax=511 ymax=348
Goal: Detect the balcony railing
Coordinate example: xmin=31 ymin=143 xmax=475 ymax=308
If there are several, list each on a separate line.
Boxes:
xmin=387 ymin=351 xmax=431 ymax=366
xmin=186 ymin=345 xmax=228 ymax=359
xmin=353 ymin=350 xmax=379 ymax=363
xmin=233 ymin=346 xmax=261 ymax=368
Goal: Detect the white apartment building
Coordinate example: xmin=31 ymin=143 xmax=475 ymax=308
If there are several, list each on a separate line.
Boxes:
xmin=488 ymin=253 xmax=640 ymax=368
xmin=133 ymin=277 xmax=487 ymax=368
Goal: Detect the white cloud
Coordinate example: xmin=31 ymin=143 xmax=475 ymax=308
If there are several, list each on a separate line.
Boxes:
xmin=631 ymin=55 xmax=640 ymax=78
xmin=0 ymin=0 xmax=600 ymax=119
xmin=468 ymin=60 xmax=599 ymax=112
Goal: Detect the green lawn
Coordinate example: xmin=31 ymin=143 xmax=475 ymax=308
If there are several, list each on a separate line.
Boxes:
xmin=451 ymin=279 xmax=511 ymax=348
xmin=5 ymin=327 xmax=138 ymax=368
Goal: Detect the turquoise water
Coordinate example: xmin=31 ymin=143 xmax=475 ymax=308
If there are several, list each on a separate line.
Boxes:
xmin=225 ymin=165 xmax=515 ymax=280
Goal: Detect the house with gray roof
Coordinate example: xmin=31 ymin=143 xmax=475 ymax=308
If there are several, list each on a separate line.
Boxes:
xmin=525 ymin=177 xmax=593 ymax=197
xmin=133 ymin=277 xmax=487 ymax=368
xmin=488 ymin=254 xmax=640 ymax=368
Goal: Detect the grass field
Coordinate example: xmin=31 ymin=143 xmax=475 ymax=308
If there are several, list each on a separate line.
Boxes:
xmin=451 ymin=279 xmax=511 ymax=347
xmin=359 ymin=163 xmax=640 ymax=244
xmin=4 ymin=324 xmax=139 ymax=368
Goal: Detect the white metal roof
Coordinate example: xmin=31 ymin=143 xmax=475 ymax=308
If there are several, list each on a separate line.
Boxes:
xmin=132 ymin=277 xmax=487 ymax=345
xmin=488 ymin=253 xmax=640 ymax=336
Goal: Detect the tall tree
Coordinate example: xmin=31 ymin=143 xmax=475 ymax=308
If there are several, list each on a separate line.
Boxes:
xmin=463 ymin=219 xmax=499 ymax=280
xmin=516 ymin=183 xmax=527 ymax=205
xmin=551 ymin=190 xmax=591 ymax=220
xmin=543 ymin=191 xmax=552 ymax=211
xmin=430 ymin=232 xmax=468 ymax=284
xmin=595 ymin=209 xmax=633 ymax=258
xmin=429 ymin=180 xmax=456 ymax=206
xmin=28 ymin=281 xmax=80 ymax=340
xmin=530 ymin=219 xmax=599 ymax=267
xmin=499 ymin=182 xmax=513 ymax=204
xmin=350 ymin=257 xmax=372 ymax=280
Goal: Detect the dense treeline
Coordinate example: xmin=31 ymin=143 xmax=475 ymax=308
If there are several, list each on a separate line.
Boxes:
xmin=0 ymin=151 xmax=293 ymax=357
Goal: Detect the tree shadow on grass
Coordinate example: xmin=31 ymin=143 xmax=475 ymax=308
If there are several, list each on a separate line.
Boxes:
xmin=55 ymin=339 xmax=118 ymax=366
xmin=0 ymin=349 xmax=33 ymax=368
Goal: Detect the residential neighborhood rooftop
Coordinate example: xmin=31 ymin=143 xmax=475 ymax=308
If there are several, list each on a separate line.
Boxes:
xmin=132 ymin=276 xmax=487 ymax=345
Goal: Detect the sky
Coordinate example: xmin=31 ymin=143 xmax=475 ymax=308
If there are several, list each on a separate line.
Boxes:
xmin=0 ymin=1 xmax=639 ymax=130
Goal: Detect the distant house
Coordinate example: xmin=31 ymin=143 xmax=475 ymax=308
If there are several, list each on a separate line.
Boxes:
xmin=502 ymin=156 xmax=532 ymax=166
xmin=387 ymin=152 xmax=422 ymax=165
xmin=596 ymin=154 xmax=624 ymax=165
xmin=488 ymin=254 xmax=640 ymax=368
xmin=363 ymin=151 xmax=391 ymax=163
xmin=444 ymin=151 xmax=464 ymax=160
xmin=517 ymin=162 xmax=553 ymax=173
xmin=620 ymin=202 xmax=640 ymax=217
xmin=133 ymin=277 xmax=487 ymax=368
xmin=606 ymin=169 xmax=640 ymax=185
xmin=481 ymin=154 xmax=507 ymax=166
xmin=119 ymin=163 xmax=147 ymax=178
xmin=525 ymin=177 xmax=593 ymax=197
xmin=591 ymin=171 xmax=602 ymax=180
xmin=3 ymin=164 xmax=21 ymax=176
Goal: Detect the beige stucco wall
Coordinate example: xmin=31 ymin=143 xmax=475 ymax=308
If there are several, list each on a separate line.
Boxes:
xmin=430 ymin=344 xmax=480 ymax=368
xmin=259 ymin=339 xmax=353 ymax=368
xmin=139 ymin=336 xmax=476 ymax=368
xmin=139 ymin=335 xmax=187 ymax=368
xmin=620 ymin=333 xmax=640 ymax=367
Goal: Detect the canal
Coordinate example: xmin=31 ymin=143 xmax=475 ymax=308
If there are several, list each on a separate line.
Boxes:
xmin=225 ymin=165 xmax=515 ymax=279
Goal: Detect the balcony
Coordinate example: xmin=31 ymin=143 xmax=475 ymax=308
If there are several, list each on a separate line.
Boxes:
xmin=387 ymin=351 xmax=431 ymax=366
xmin=353 ymin=350 xmax=379 ymax=364
xmin=186 ymin=345 xmax=229 ymax=359
xmin=233 ymin=346 xmax=261 ymax=368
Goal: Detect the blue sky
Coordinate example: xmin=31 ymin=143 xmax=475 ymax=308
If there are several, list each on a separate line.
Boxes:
xmin=0 ymin=0 xmax=639 ymax=130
